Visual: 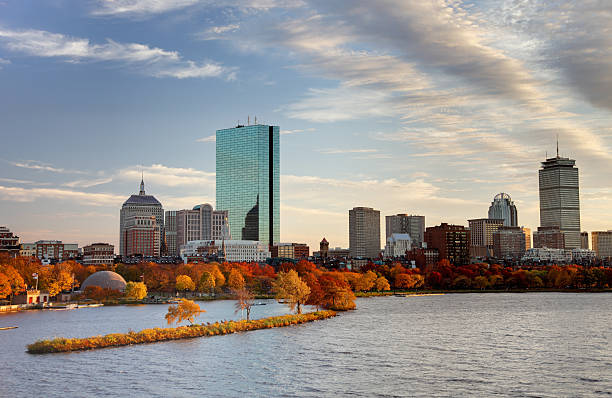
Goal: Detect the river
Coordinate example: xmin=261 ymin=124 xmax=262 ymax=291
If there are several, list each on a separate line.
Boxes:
xmin=1 ymin=293 xmax=611 ymax=397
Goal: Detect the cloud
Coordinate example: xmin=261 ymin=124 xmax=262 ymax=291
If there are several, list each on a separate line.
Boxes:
xmin=319 ymin=149 xmax=378 ymax=154
xmin=280 ymin=128 xmax=314 ymax=135
xmin=196 ymin=135 xmax=216 ymax=143
xmin=0 ymin=27 xmax=236 ymax=80
xmin=207 ymin=24 xmax=240 ymax=34
xmin=8 ymin=160 xmax=87 ymax=174
xmin=118 ymin=164 xmax=215 ymax=187
xmin=0 ymin=57 xmax=9 ymax=69
xmin=92 ymin=0 xmax=304 ymax=16
xmin=0 ymin=185 xmax=124 ymax=206
xmin=62 ymin=178 xmax=113 ymax=188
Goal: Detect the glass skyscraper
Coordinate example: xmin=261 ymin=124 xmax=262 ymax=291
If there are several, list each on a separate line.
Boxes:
xmin=216 ymin=124 xmax=280 ymax=246
xmin=488 ymin=193 xmax=518 ymax=227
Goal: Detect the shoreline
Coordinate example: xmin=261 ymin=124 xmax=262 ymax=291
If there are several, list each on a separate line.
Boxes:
xmin=356 ymin=288 xmax=612 ymax=297
xmin=26 ymin=310 xmax=337 ymax=354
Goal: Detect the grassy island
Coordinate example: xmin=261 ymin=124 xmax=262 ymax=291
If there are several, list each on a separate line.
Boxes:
xmin=27 ymin=310 xmax=336 ymax=354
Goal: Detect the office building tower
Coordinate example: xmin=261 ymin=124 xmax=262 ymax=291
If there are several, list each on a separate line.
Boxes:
xmin=522 ymin=227 xmax=532 ymax=250
xmin=493 ymin=227 xmax=526 ymax=260
xmin=216 ymin=124 xmax=279 ymax=246
xmin=425 ymin=223 xmax=470 ymax=266
xmin=384 ymin=233 xmax=412 ymax=258
xmin=349 ymin=207 xmax=381 ymax=258
xmin=539 ymin=149 xmax=581 ymax=248
xmin=385 ymin=214 xmax=425 ymax=246
xmin=120 ymin=178 xmax=164 ymax=256
xmin=488 ymin=193 xmax=518 ymax=227
xmin=581 ymin=232 xmax=589 ymax=250
xmin=469 ymin=218 xmax=504 ymax=258
xmin=123 ymin=215 xmax=161 ymax=257
xmin=176 ymin=209 xmax=201 ymax=253
xmin=592 ymin=231 xmax=612 ymax=259
xmin=533 ymin=226 xmax=565 ymax=249
xmin=165 ymin=211 xmax=177 ymax=256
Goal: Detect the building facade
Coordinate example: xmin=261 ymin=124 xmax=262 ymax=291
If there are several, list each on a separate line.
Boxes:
xmin=0 ymin=226 xmax=20 ymax=258
xmin=120 ymin=179 xmax=164 ymax=256
xmin=581 ymin=232 xmax=589 ymax=250
xmin=181 ymin=240 xmax=270 ymax=263
xmin=539 ymin=153 xmax=581 ymax=248
xmin=425 ymin=223 xmax=470 ymax=266
xmin=469 ymin=218 xmax=504 ymax=258
xmin=385 ymin=214 xmax=425 ymax=246
xmin=123 ymin=215 xmax=160 ymax=257
xmin=34 ymin=240 xmax=78 ymax=261
xmin=523 ymin=227 xmax=532 ymax=250
xmin=216 ymin=124 xmax=280 ymax=246
xmin=522 ymin=247 xmax=572 ymax=264
xmin=83 ymin=243 xmax=115 ymax=266
xmin=271 ymin=243 xmax=309 ymax=259
xmin=493 ymin=227 xmax=526 ymax=260
xmin=592 ymin=231 xmax=612 ymax=259
xmin=488 ymin=193 xmax=518 ymax=227
xmin=349 ymin=207 xmax=381 ymax=258
xmin=533 ymin=226 xmax=565 ymax=249
xmin=164 ymin=211 xmax=177 ymax=256
xmin=384 ymin=233 xmax=412 ymax=258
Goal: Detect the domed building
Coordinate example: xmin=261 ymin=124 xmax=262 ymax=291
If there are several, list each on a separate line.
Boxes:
xmin=81 ymin=271 xmax=127 ymax=292
xmin=119 ymin=178 xmax=164 ymax=257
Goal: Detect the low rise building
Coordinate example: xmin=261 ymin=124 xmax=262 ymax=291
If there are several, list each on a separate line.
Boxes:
xmin=83 ymin=243 xmax=115 ymax=266
xmin=13 ymin=290 xmax=50 ymax=305
xmin=571 ymin=248 xmax=596 ymax=263
xmin=19 ymin=243 xmax=36 ymax=257
xmin=533 ymin=227 xmax=565 ymax=249
xmin=405 ymin=247 xmax=439 ymax=268
xmin=181 ymin=240 xmax=270 ymax=263
xmin=271 ymin=243 xmax=310 ymax=259
xmin=522 ymin=247 xmax=572 ymax=264
xmin=35 ymin=240 xmax=78 ymax=261
xmin=0 ymin=226 xmax=21 ymax=258
xmin=123 ymin=215 xmax=161 ymax=257
xmin=469 ymin=218 xmax=504 ymax=259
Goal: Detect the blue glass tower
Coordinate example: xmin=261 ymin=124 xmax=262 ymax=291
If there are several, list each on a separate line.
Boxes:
xmin=216 ymin=124 xmax=280 ymax=246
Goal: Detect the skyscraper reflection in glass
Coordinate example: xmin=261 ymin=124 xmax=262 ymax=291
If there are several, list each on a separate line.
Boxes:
xmin=216 ymin=124 xmax=280 ymax=246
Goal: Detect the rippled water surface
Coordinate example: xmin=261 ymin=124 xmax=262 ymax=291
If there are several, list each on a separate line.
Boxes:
xmin=1 ymin=293 xmax=611 ymax=397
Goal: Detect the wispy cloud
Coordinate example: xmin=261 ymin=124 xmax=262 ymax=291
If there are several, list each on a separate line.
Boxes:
xmin=62 ymin=177 xmax=113 ymax=188
xmin=0 ymin=185 xmax=124 ymax=206
xmin=0 ymin=57 xmax=9 ymax=69
xmin=196 ymin=135 xmax=216 ymax=142
xmin=118 ymin=164 xmax=215 ymax=187
xmin=319 ymin=149 xmax=378 ymax=154
xmin=8 ymin=160 xmax=87 ymax=174
xmin=280 ymin=128 xmax=314 ymax=135
xmin=0 ymin=27 xmax=236 ymax=80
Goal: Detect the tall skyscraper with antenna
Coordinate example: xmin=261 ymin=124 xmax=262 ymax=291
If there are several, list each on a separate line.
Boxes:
xmin=538 ymin=141 xmax=581 ymax=248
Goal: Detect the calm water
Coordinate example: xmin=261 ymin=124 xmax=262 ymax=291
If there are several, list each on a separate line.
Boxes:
xmin=1 ymin=294 xmax=611 ymax=397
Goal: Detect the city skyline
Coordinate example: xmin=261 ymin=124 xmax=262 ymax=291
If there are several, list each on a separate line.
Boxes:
xmin=2 ymin=1 xmax=612 ymax=251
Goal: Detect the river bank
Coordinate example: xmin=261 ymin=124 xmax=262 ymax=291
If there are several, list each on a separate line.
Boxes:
xmin=26 ymin=310 xmax=337 ymax=354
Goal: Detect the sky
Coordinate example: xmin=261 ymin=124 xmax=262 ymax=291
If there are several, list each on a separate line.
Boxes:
xmin=1 ymin=0 xmax=612 ymax=252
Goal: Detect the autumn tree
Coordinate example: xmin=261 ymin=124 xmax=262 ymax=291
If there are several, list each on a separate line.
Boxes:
xmin=0 ymin=265 xmax=25 ymax=304
xmin=375 ymin=276 xmax=390 ymax=291
xmin=473 ymin=276 xmax=489 ymax=290
xmin=302 ymin=272 xmax=324 ymax=310
xmin=0 ymin=272 xmax=11 ymax=300
xmin=319 ymin=273 xmax=356 ymax=311
xmin=165 ymin=299 xmax=204 ymax=325
xmin=356 ymin=271 xmax=377 ymax=291
xmin=233 ymin=288 xmax=255 ymax=320
xmin=125 ymin=282 xmax=147 ymax=300
xmin=227 ymin=269 xmax=246 ymax=291
xmin=198 ymin=271 xmax=216 ymax=295
xmin=45 ymin=263 xmax=75 ymax=297
xmin=175 ymin=275 xmax=195 ymax=296
xmin=273 ymin=270 xmax=310 ymax=314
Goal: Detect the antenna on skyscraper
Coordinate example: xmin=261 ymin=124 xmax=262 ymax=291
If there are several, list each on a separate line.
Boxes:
xmin=556 ymin=134 xmax=559 ymax=158
xmin=248 ymin=115 xmax=250 ymax=125
xmin=254 ymin=116 xmax=257 ymax=124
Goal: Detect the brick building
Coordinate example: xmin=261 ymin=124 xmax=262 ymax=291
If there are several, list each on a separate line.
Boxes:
xmin=424 ymin=223 xmax=470 ymax=266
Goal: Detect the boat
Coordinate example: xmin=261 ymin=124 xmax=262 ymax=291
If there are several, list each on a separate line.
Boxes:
xmin=49 ymin=303 xmax=78 ymax=310
xmin=0 ymin=326 xmax=18 ymax=330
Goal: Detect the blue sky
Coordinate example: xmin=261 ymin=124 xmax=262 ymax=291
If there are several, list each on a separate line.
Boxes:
xmin=1 ymin=0 xmax=612 ymax=251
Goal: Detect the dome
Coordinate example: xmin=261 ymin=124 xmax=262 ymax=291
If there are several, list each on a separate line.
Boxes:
xmin=81 ymin=271 xmax=127 ymax=292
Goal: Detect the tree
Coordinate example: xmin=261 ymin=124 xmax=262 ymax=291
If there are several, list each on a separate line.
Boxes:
xmin=125 ymin=282 xmax=147 ymax=300
xmin=0 ymin=272 xmax=11 ymax=300
xmin=198 ymin=271 xmax=216 ymax=295
xmin=45 ymin=263 xmax=75 ymax=297
xmin=303 ymin=272 xmax=324 ymax=310
xmin=227 ymin=269 xmax=246 ymax=291
xmin=165 ymin=299 xmax=204 ymax=325
xmin=357 ymin=271 xmax=377 ymax=291
xmin=84 ymin=286 xmax=123 ymax=302
xmin=1 ymin=265 xmax=25 ymax=304
xmin=375 ymin=276 xmax=390 ymax=291
xmin=272 ymin=270 xmax=310 ymax=314
xmin=175 ymin=275 xmax=195 ymax=295
xmin=474 ymin=276 xmax=489 ymax=290
xmin=233 ymin=288 xmax=255 ymax=320
xmin=319 ymin=273 xmax=356 ymax=310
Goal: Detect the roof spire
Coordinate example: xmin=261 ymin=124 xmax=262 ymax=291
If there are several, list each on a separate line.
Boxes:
xmin=139 ymin=171 xmax=145 ymax=195
xmin=556 ymin=134 xmax=559 ymax=158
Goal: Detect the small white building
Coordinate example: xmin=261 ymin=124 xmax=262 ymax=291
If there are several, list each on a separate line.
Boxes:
xmin=384 ymin=233 xmax=412 ymax=258
xmin=181 ymin=240 xmax=270 ymax=263
xmin=571 ymin=248 xmax=596 ymax=262
xmin=522 ymin=247 xmax=572 ymax=264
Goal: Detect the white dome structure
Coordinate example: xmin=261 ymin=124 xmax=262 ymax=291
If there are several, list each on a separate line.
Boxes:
xmin=81 ymin=271 xmax=127 ymax=292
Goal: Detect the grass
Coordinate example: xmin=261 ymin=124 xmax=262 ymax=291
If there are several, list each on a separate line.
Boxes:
xmin=27 ymin=310 xmax=337 ymax=354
